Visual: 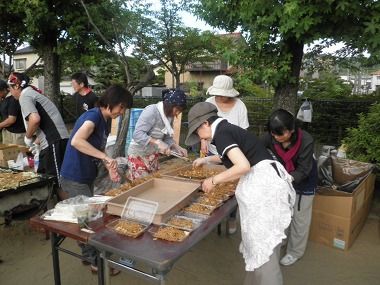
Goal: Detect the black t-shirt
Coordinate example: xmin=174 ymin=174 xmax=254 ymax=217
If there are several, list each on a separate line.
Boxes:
xmin=213 ymin=120 xmax=272 ymax=169
xmin=73 ymin=91 xmax=98 ymax=119
xmin=0 ymin=95 xmax=26 ymax=133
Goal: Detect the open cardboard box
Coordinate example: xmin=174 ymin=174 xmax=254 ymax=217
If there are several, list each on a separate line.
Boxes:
xmin=309 ymin=157 xmax=376 ymax=251
xmin=106 ymin=178 xmax=200 ymax=225
xmin=161 ymin=164 xmax=227 ymax=183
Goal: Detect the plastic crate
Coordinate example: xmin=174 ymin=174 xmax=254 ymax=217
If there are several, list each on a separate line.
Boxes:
xmin=125 ymin=108 xmax=143 ymax=155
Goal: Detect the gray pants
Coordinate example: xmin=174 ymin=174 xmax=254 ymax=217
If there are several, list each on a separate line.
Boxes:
xmin=243 ymin=243 xmax=283 ymax=285
xmin=286 ymin=194 xmax=314 ymax=259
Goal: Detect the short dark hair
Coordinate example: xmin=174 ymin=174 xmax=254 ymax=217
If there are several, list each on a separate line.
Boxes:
xmin=71 ymin=72 xmax=89 ymax=88
xmin=0 ymin=79 xmax=8 ymax=91
xmin=268 ymin=109 xmax=298 ymax=136
xmin=98 ymin=84 xmax=133 ymax=111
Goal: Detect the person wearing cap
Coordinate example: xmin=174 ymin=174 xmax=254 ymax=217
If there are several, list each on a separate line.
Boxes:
xmin=7 ymin=72 xmax=70 ymax=200
xmin=261 ymin=109 xmax=318 ymax=267
xmin=202 ymin=74 xmax=249 ymax=234
xmin=127 ymin=88 xmax=188 ymax=180
xmin=71 ymin=72 xmax=98 ymax=120
xmin=185 ymin=102 xmax=296 ymax=285
xmin=0 ymin=79 xmax=26 ymax=145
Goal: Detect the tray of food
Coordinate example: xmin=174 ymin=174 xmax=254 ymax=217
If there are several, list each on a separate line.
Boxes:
xmin=107 ymin=197 xmax=158 ymax=238
xmin=161 ymin=164 xmax=227 ymax=182
xmin=182 ymin=202 xmax=216 ymax=216
xmin=149 ymin=225 xmax=190 ymax=242
xmin=0 ymin=167 xmax=55 ymax=197
xmin=195 ymin=195 xmax=223 ymax=208
xmin=161 ymin=215 xmax=202 ymax=232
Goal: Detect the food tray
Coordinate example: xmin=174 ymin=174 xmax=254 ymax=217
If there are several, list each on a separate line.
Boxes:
xmin=161 ymin=164 xmax=227 ymax=183
xmin=182 ymin=202 xmax=216 ymax=216
xmin=107 ymin=219 xmax=148 ymax=238
xmin=176 ymin=211 xmax=210 ymax=222
xmin=149 ymin=225 xmax=190 ymax=242
xmin=0 ymin=166 xmax=55 ymax=198
xmin=161 ymin=215 xmax=202 ymax=232
xmin=195 ymin=195 xmax=223 ymax=208
xmin=106 ymin=197 xmax=158 ymax=238
xmin=106 ymin=178 xmax=200 ymax=225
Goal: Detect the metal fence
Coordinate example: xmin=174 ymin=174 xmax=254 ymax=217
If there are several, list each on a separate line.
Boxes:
xmin=61 ymin=95 xmax=379 ymax=150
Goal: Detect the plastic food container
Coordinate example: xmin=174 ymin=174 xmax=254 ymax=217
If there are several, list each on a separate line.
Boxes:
xmin=182 ymin=202 xmax=216 ymax=216
xmin=149 ymin=225 xmax=190 ymax=242
xmin=107 ymin=197 xmax=158 ymax=238
xmin=161 ymin=215 xmax=202 ymax=232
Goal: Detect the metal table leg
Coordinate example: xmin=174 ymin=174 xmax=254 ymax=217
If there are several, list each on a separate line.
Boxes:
xmin=51 ymin=232 xmax=61 ymax=285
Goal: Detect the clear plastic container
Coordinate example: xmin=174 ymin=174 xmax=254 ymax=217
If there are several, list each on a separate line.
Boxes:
xmin=107 ymin=197 xmax=158 ymax=238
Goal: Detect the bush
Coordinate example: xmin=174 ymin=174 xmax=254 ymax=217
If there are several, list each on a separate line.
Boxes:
xmin=342 ymin=103 xmax=380 ymax=163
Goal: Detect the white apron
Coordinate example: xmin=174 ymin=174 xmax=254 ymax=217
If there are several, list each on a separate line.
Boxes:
xmin=235 ymin=159 xmax=296 ymax=271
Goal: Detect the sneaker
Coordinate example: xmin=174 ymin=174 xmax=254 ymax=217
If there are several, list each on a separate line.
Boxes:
xmin=280 ymin=254 xmax=298 ymax=266
xmin=228 ymin=220 xmax=237 ymax=234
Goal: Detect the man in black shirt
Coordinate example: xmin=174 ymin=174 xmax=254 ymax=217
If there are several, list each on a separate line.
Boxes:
xmin=0 ymin=79 xmax=26 ymax=145
xmin=71 ymin=72 xmax=98 ymax=119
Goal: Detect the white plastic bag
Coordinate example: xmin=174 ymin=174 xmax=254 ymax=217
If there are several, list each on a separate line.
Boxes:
xmin=8 ymin=151 xmax=24 ymax=170
xmin=297 ymin=99 xmax=313 ymax=122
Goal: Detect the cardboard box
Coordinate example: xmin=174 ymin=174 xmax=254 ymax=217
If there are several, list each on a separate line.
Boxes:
xmin=309 ymin=191 xmax=374 ymax=251
xmin=309 ymin=170 xmax=376 ymax=251
xmin=0 ymin=145 xmax=19 ymax=161
xmin=313 ymin=173 xmax=376 ymax=218
xmin=106 ymin=178 xmax=200 ymax=225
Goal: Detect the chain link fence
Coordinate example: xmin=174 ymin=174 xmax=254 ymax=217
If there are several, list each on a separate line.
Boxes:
xmin=61 ymin=95 xmax=379 ymax=152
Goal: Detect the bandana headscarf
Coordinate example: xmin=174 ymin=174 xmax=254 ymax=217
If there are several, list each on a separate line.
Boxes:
xmin=162 ymin=88 xmax=187 ymax=107
xmin=8 ymin=73 xmax=43 ymax=94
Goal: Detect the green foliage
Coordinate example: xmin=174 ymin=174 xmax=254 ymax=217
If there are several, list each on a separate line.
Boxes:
xmin=342 ymin=103 xmax=380 ymax=163
xmin=233 ymin=74 xmax=272 ymax=98
xmin=301 ymin=74 xmax=353 ymax=99
xmin=193 ymin=0 xmax=380 ymax=110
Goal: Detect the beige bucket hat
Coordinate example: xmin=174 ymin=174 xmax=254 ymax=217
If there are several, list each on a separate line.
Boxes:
xmin=206 ymin=75 xmax=239 ymax=97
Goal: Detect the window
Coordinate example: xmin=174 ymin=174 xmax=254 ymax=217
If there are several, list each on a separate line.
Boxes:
xmin=15 ymin=58 xmax=26 ymax=70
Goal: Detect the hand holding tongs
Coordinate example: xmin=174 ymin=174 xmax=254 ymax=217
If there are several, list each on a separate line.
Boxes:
xmin=170 ymin=151 xmax=191 ymax=162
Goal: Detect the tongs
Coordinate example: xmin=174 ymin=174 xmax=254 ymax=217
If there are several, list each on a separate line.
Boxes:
xmin=170 ymin=151 xmax=192 ymax=163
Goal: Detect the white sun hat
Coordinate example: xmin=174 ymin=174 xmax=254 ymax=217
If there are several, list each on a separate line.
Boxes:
xmin=206 ymin=75 xmax=239 ymax=97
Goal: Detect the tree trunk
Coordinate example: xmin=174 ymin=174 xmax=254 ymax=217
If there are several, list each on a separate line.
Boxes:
xmin=113 ymin=108 xmax=131 ymax=158
xmin=273 ymin=38 xmax=304 ymax=114
xmin=42 ymin=44 xmax=60 ymax=107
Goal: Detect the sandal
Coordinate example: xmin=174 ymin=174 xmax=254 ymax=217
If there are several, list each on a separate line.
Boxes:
xmin=90 ymin=265 xmax=120 ymax=276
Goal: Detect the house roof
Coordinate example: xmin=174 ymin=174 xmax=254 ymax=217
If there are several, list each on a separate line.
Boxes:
xmin=371 ymin=71 xmax=380 ymax=75
xmin=14 ymin=46 xmax=35 ymax=55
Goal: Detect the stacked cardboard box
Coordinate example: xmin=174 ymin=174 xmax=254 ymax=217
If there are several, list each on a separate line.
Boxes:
xmin=309 ymin=157 xmax=376 ymax=251
xmin=0 ymin=145 xmax=20 ymax=167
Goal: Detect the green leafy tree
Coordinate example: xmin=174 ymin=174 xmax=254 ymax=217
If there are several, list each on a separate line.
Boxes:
xmin=0 ymin=2 xmax=27 ymax=77
xmin=134 ymin=0 xmax=221 ymax=88
xmin=342 ymin=103 xmax=380 ymax=163
xmin=193 ymin=0 xmax=380 ymax=113
xmin=301 ymin=74 xmax=353 ymax=99
xmin=1 ymin=0 xmax=111 ymax=105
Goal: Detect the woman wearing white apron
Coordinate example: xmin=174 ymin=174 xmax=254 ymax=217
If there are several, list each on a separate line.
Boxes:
xmin=185 ymin=102 xmax=296 ymax=285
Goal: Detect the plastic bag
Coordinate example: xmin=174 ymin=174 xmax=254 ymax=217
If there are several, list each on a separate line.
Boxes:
xmin=42 ymin=195 xmax=104 ymax=224
xmin=8 ymin=151 xmax=24 ymax=170
xmin=318 ymin=156 xmax=376 ymax=193
xmin=297 ymin=99 xmax=313 ymax=122
xmin=93 ymin=157 xmax=127 ymax=195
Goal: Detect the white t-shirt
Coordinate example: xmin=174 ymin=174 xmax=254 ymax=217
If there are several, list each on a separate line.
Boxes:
xmin=205 ymin=96 xmax=249 ymax=154
xmin=206 ymin=97 xmax=249 ymax=129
